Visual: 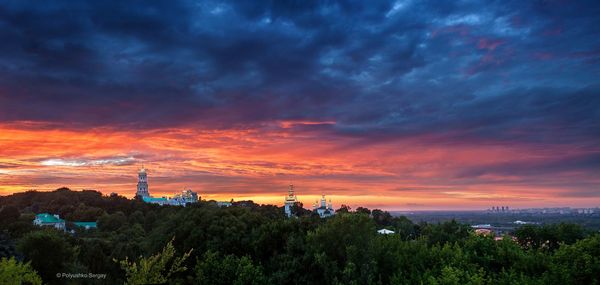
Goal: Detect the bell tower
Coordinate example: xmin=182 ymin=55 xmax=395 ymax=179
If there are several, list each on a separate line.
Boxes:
xmin=284 ymin=184 xmax=298 ymax=217
xmin=136 ymin=166 xmax=150 ymax=198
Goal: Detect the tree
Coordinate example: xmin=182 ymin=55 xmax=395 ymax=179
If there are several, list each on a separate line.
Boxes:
xmin=0 ymin=232 xmax=19 ymax=259
xmin=355 ymin=207 xmax=371 ymax=215
xmin=0 ymin=257 xmax=42 ymax=285
xmin=116 ymin=238 xmax=192 ymax=285
xmin=421 ymin=220 xmax=471 ymax=245
xmin=17 ymin=229 xmax=74 ymax=283
xmin=0 ymin=205 xmax=20 ymax=225
xmin=391 ymin=216 xmax=419 ymax=240
xmin=98 ymin=211 xmax=127 ymax=232
xmin=291 ymin=202 xmax=311 ymax=217
xmin=545 ymin=234 xmax=600 ymax=284
xmin=514 ymin=223 xmax=586 ymax=251
xmin=195 ymin=251 xmax=267 ymax=285
xmin=307 ymin=213 xmax=377 ymax=284
xmin=2 ymin=188 xmax=599 ymax=284
xmin=371 ymin=209 xmax=393 ymax=227
xmin=336 ymin=205 xmax=351 ymax=213
xmin=428 ymin=266 xmax=487 ymax=285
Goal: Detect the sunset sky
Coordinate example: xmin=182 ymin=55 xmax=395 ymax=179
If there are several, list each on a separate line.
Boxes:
xmin=0 ymin=1 xmax=599 ymax=210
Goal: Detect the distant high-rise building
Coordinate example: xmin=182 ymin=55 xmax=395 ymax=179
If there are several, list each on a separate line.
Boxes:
xmin=136 ymin=166 xmax=150 ymax=198
xmin=284 ymin=184 xmax=298 ymax=217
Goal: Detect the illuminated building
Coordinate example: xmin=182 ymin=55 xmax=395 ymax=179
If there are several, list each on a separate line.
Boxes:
xmin=313 ymin=194 xmax=335 ymax=218
xmin=136 ymin=166 xmax=150 ymax=198
xmin=284 ymin=184 xmax=298 ymax=217
xmin=136 ymin=167 xmax=198 ymax=206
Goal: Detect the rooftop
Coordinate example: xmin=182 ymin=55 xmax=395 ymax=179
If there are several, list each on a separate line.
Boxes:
xmin=142 ymin=196 xmax=168 ymax=203
xmin=73 ymin=222 xmax=97 ymax=228
xmin=35 ymin=213 xmax=64 ymax=224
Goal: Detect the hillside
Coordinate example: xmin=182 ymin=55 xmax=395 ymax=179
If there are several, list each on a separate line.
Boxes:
xmin=0 ymin=188 xmax=598 ymax=284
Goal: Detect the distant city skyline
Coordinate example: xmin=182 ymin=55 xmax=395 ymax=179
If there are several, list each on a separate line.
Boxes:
xmin=0 ymin=1 xmax=599 ymax=210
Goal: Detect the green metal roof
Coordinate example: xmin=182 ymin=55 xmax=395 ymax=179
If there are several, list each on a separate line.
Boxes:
xmin=142 ymin=196 xmax=168 ymax=202
xmin=73 ymin=222 xmax=97 ymax=228
xmin=35 ymin=213 xmax=64 ymax=223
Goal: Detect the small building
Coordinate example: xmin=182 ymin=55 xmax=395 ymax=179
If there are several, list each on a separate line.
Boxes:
xmin=313 ymin=194 xmax=335 ymax=218
xmin=284 ymin=184 xmax=298 ymax=217
xmin=475 ymin=228 xmax=493 ymax=236
xmin=216 ymin=201 xmax=232 ymax=207
xmin=33 ymin=213 xmax=65 ymax=231
xmin=471 ymin=224 xmax=492 ymax=229
xmin=377 ymin=229 xmax=395 ymax=235
xmin=73 ymin=222 xmax=97 ymax=230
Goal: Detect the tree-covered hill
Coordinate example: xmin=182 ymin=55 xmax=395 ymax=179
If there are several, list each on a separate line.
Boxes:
xmin=0 ymin=188 xmax=598 ymax=284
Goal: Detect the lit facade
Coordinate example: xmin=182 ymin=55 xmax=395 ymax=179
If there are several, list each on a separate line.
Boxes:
xmin=136 ymin=167 xmax=199 ymax=206
xmin=313 ymin=194 xmax=335 ymax=218
xmin=284 ymin=184 xmax=298 ymax=217
xmin=136 ymin=166 xmax=150 ymax=198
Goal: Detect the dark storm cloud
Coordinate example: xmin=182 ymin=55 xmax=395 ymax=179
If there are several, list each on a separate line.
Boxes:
xmin=0 ymin=0 xmax=599 ymax=146
xmin=457 ymin=153 xmax=600 ymax=179
xmin=338 ymin=84 xmax=600 ymax=148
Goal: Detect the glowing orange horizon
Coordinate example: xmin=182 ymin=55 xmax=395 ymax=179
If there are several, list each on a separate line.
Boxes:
xmin=0 ymin=121 xmax=598 ymax=210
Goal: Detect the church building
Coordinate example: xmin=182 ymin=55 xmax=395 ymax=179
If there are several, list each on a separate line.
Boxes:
xmin=313 ymin=194 xmax=335 ymax=218
xmin=136 ymin=166 xmax=150 ymax=198
xmin=135 ymin=166 xmax=199 ymax=206
xmin=284 ymin=184 xmax=298 ymax=217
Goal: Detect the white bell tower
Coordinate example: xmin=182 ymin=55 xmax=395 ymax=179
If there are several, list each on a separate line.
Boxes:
xmin=284 ymin=184 xmax=298 ymax=217
xmin=136 ymin=166 xmax=150 ymax=198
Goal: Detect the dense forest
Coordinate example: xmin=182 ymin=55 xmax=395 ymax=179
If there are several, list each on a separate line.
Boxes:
xmin=0 ymin=188 xmax=599 ymax=284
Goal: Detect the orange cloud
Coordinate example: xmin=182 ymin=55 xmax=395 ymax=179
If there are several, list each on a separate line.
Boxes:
xmin=0 ymin=121 xmax=598 ymax=210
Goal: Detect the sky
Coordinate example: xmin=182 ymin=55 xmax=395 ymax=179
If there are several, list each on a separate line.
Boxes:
xmin=0 ymin=0 xmax=599 ymax=210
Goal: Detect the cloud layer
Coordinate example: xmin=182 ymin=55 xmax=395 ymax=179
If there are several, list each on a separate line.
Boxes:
xmin=0 ymin=0 xmax=599 ymax=209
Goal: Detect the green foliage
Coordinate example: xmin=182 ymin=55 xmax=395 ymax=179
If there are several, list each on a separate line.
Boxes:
xmin=0 ymin=257 xmax=42 ymax=285
xmin=195 ymin=251 xmax=267 ymax=285
xmin=514 ymin=223 xmax=586 ymax=251
xmin=371 ymin=209 xmax=393 ymax=227
xmin=0 ymin=232 xmax=19 ymax=259
xmin=427 ymin=266 xmax=487 ymax=285
xmin=98 ymin=211 xmax=127 ymax=232
xmin=544 ymin=234 xmax=600 ymax=284
xmin=17 ymin=229 xmax=74 ymax=283
xmin=421 ymin=220 xmax=472 ymax=245
xmin=307 ymin=213 xmax=377 ymax=284
xmin=0 ymin=205 xmax=20 ymax=225
xmin=116 ymin=238 xmax=192 ymax=285
xmin=0 ymin=189 xmax=598 ymax=284
xmin=355 ymin=207 xmax=371 ymax=215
